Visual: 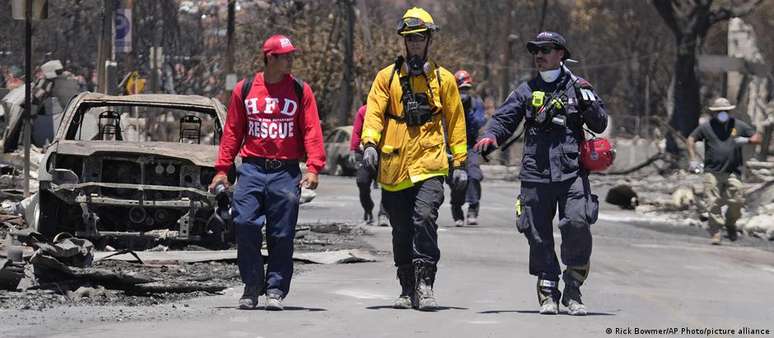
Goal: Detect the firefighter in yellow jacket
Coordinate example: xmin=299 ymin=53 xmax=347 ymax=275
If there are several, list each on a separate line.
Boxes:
xmin=361 ymin=7 xmax=467 ymax=311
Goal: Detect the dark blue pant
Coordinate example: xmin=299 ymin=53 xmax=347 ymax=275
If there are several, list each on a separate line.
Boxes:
xmin=355 ymin=160 xmax=387 ymax=218
xmin=517 ymin=175 xmax=598 ymax=282
xmin=465 ymin=151 xmax=483 ymax=207
xmin=448 ymin=151 xmax=483 ymax=220
xmin=382 ymin=177 xmax=444 ymax=266
xmin=232 ymin=162 xmax=301 ymax=298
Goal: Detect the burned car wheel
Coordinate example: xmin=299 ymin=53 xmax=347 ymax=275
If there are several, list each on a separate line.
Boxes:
xmin=26 ymin=190 xmax=79 ymax=239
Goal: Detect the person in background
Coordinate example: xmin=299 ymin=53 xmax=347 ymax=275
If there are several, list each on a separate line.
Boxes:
xmin=687 ymin=97 xmax=762 ymax=245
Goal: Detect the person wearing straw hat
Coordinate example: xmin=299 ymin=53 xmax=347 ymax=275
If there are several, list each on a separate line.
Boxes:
xmin=687 ymin=97 xmax=761 ymax=245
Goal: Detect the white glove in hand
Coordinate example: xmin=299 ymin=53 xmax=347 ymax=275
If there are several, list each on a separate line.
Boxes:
xmin=734 ymin=136 xmax=750 ymax=145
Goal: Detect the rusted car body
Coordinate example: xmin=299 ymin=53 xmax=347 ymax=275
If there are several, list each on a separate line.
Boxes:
xmin=29 ymin=93 xmax=233 ymax=245
xmin=322 ymin=126 xmax=356 ymax=176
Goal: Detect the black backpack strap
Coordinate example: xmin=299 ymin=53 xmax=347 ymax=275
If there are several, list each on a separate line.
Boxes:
xmin=241 ymin=74 xmax=254 ymax=103
xmin=387 ymin=56 xmax=405 ymax=90
xmin=292 ymin=76 xmax=305 ymax=112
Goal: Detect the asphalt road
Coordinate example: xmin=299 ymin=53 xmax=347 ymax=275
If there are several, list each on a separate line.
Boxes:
xmin=3 ymin=175 xmax=774 ymax=338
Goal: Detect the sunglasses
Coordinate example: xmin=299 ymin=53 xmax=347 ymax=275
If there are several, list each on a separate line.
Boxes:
xmin=405 ymin=34 xmax=428 ymax=42
xmin=529 ymin=46 xmax=556 ymax=55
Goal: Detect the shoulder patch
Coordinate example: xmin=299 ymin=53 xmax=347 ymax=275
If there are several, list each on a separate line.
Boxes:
xmin=577 ymin=78 xmax=593 ymax=89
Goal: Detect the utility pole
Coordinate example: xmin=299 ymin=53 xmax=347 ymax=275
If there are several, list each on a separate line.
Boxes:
xmin=340 ymin=0 xmax=355 ymax=124
xmin=224 ymin=0 xmax=237 ymax=101
xmin=123 ymin=0 xmax=135 ymax=89
xmin=12 ymin=0 xmax=48 ymax=197
xmin=538 ymin=0 xmax=549 ymax=32
xmin=23 ymin=0 xmax=33 ymax=197
xmin=97 ymin=0 xmax=115 ymax=93
xmin=225 ymin=0 xmax=235 ymax=75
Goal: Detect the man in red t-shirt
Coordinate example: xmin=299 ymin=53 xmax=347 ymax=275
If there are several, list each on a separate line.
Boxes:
xmin=209 ymin=34 xmax=325 ymax=311
xmin=348 ymin=104 xmax=388 ymax=226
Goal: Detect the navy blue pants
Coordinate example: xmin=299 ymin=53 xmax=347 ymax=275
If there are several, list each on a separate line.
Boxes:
xmin=355 ymin=158 xmax=387 ymax=218
xmin=465 ymin=151 xmax=483 ymax=207
xmin=517 ymin=175 xmax=598 ymax=282
xmin=232 ymin=161 xmax=301 ymax=298
xmin=382 ymin=177 xmax=445 ymax=266
xmin=448 ymin=151 xmax=483 ymax=220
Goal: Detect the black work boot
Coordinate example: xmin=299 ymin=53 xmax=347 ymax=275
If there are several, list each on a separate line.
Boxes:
xmin=537 ymin=279 xmax=561 ymax=315
xmin=562 ymin=271 xmax=587 ymax=316
xmin=726 ymin=223 xmax=738 ymax=241
xmin=466 ymin=204 xmax=479 ymax=225
xmin=394 ymin=264 xmax=414 ymax=309
xmin=363 ymin=210 xmax=374 ymax=225
xmin=413 ymin=262 xmax=438 ymax=311
xmin=451 ymin=204 xmax=464 ymax=227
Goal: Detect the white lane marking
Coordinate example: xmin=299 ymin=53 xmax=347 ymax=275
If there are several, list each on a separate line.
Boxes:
xmin=333 ymin=289 xmax=393 ymax=300
xmin=468 ymin=320 xmax=500 ymax=325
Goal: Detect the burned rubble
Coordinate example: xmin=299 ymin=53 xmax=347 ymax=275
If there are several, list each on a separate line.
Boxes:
xmin=594 ymin=161 xmax=774 ymax=241
xmin=0 ymin=92 xmax=376 ymax=311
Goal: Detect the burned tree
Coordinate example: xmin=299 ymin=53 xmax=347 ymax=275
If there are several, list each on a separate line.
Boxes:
xmin=652 ymin=0 xmax=762 ymax=154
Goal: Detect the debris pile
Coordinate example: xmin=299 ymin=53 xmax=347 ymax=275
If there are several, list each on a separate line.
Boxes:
xmin=0 ymin=221 xmax=374 ymax=310
xmin=598 ymin=168 xmax=774 ymax=240
xmin=0 ymin=231 xmax=231 ymax=296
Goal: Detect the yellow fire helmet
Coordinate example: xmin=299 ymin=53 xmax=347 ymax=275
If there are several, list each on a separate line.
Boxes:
xmin=397 ymin=7 xmax=439 ymax=36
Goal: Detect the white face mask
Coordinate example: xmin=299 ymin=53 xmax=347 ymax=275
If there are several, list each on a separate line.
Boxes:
xmin=539 ymin=68 xmax=561 ymax=83
xmin=716 ymin=111 xmax=729 ymax=123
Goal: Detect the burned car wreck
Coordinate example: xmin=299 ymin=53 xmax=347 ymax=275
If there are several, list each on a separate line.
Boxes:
xmin=26 ymin=93 xmax=234 ymax=246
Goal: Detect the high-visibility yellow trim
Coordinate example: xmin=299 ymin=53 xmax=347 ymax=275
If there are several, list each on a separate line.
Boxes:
xmin=382 ymin=145 xmax=395 ymax=154
xmin=399 ymin=27 xmax=429 ymax=35
xmin=532 ymin=91 xmax=545 ymax=107
xmin=451 ymin=143 xmax=467 ymax=154
xmin=381 ymin=171 xmax=448 ymax=192
xmin=409 ymin=171 xmax=447 ymax=183
xmin=381 ymin=178 xmax=414 ymax=192
xmin=362 ymin=129 xmax=381 ymax=142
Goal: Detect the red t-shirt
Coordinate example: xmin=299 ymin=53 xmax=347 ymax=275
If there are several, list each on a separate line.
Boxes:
xmin=215 ymin=72 xmax=326 ymax=175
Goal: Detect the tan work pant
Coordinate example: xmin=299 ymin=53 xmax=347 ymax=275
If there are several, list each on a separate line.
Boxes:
xmin=703 ymin=172 xmax=744 ymax=234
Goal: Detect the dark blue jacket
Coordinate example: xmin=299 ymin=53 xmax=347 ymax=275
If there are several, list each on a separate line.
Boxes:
xmin=461 ymin=92 xmax=486 ymax=148
xmin=483 ymin=67 xmax=607 ymax=183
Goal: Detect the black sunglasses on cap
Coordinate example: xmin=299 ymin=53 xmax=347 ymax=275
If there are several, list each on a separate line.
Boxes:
xmin=529 ymin=46 xmax=557 ymax=55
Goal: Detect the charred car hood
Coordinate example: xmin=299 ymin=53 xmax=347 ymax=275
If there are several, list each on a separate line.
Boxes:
xmin=51 ymin=140 xmax=218 ymax=167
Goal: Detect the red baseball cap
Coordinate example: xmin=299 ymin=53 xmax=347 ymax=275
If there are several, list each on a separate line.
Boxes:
xmin=263 ymin=34 xmax=299 ymax=56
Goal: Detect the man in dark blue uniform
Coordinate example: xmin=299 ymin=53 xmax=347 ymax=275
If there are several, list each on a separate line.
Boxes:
xmin=449 ymin=70 xmax=487 ymax=227
xmin=474 ymin=32 xmax=607 ymax=316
